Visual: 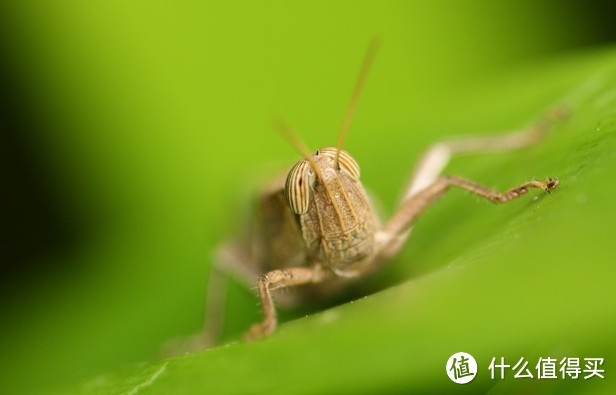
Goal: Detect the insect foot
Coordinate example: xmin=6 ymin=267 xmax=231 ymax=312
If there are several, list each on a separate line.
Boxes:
xmin=244 ymin=320 xmax=276 ymax=341
xmin=496 ymin=177 xmax=560 ymax=202
xmin=545 ymin=177 xmax=559 ymax=193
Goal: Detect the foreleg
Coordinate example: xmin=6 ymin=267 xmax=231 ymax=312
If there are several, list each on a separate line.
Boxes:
xmin=245 ymin=265 xmax=332 ymax=340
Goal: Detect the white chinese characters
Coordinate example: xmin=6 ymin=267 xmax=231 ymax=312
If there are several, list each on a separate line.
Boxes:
xmin=489 ymin=357 xmax=604 ymax=380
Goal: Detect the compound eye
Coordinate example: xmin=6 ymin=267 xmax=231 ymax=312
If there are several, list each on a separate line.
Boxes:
xmin=285 ymin=160 xmax=313 ymax=214
xmin=318 ymin=147 xmax=361 ymax=180
xmin=336 ymin=150 xmax=361 ymax=180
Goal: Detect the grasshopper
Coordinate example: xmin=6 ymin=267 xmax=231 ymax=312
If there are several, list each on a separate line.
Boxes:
xmin=166 ymin=42 xmax=565 ymax=353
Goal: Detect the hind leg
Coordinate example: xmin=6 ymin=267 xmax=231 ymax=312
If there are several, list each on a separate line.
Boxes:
xmin=404 ymin=106 xmax=568 ymax=200
xmin=376 ymin=106 xmax=567 ymax=259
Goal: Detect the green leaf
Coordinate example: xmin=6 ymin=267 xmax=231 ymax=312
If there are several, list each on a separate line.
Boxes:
xmin=60 ymin=48 xmax=616 ymax=395
xmin=2 ymin=3 xmax=615 ymax=394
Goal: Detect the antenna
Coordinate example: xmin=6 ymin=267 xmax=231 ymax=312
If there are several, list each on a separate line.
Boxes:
xmin=335 ymin=38 xmax=381 ymax=168
xmin=273 ymin=118 xmax=324 ymax=180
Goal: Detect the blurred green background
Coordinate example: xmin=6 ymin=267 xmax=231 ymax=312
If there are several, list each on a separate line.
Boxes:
xmin=1 ymin=1 xmax=616 ymax=394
